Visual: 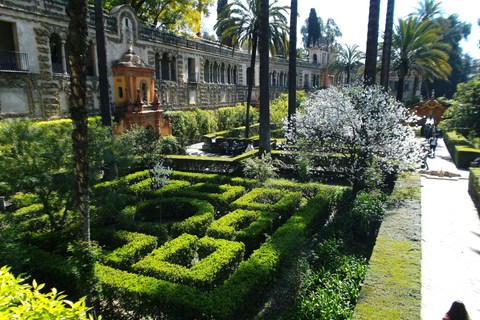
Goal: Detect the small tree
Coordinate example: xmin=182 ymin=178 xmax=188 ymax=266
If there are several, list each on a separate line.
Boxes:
xmin=284 ymin=84 xmax=421 ymax=193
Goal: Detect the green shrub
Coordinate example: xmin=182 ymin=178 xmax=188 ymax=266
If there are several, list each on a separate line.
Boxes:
xmin=6 ymin=193 xmax=40 ymax=212
xmin=469 ymin=168 xmax=480 ymax=208
xmin=0 ymin=266 xmax=97 ymax=319
xmin=170 ymin=170 xmax=256 ymax=188
xmin=97 ymin=230 xmax=158 ymax=270
xmin=242 ymin=153 xmax=283 ymax=183
xmin=133 ymin=234 xmax=245 ymax=290
xmin=206 ymin=209 xmax=275 ymax=255
xmin=232 ymin=188 xmax=302 ymax=220
xmin=453 ymin=145 xmax=480 ymax=169
xmin=127 ymin=179 xmax=190 ymax=199
xmin=174 ymin=183 xmax=245 ymax=214
xmin=134 ymin=197 xmax=214 ymax=237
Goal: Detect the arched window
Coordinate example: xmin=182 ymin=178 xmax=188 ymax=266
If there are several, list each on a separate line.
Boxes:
xmin=204 ymin=60 xmax=210 ymax=82
xmin=86 ymin=42 xmax=95 ymax=76
xmin=313 ymin=54 xmax=318 ymax=64
xmin=213 ymin=62 xmax=218 ymax=83
xmin=50 ymin=33 xmax=63 ymax=74
xmin=141 ymin=81 xmax=148 ymax=102
xmin=233 ymin=66 xmax=237 ymax=84
xmin=155 ymin=53 xmax=161 ymax=81
xmin=161 ymin=53 xmax=169 ymax=80
xmin=221 ymin=63 xmax=225 ymax=83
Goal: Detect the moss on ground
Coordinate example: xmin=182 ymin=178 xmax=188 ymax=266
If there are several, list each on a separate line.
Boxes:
xmin=353 ymin=172 xmax=422 ymax=319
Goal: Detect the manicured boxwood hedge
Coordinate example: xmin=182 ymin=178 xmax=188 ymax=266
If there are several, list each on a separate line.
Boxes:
xmin=173 ymin=183 xmax=245 ymax=214
xmin=232 ymin=188 xmax=302 ymax=219
xmin=135 ymin=197 xmax=215 ymax=237
xmin=206 ymin=209 xmax=276 ymax=255
xmin=170 ymin=171 xmax=256 ymax=188
xmin=127 ymin=178 xmax=190 ymax=199
xmin=469 ymin=168 xmax=480 ymax=208
xmin=95 ymin=230 xmax=158 ymax=270
xmin=133 ymin=233 xmax=245 ymax=290
xmin=95 ymin=186 xmax=346 ymax=319
xmin=443 ymin=132 xmax=480 ymax=169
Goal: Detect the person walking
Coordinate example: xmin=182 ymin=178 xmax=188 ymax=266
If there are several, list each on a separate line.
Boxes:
xmin=429 ymin=134 xmax=439 ymax=158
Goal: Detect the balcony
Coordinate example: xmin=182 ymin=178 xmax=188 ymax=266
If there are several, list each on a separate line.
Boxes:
xmin=0 ymin=50 xmax=29 ymax=72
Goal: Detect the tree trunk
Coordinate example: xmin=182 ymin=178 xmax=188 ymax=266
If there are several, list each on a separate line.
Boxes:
xmin=66 ymin=0 xmax=90 ymax=243
xmin=364 ymin=0 xmax=381 ymax=85
xmin=396 ymin=63 xmax=407 ymax=101
xmin=245 ymin=36 xmax=257 ymax=138
xmin=258 ymin=0 xmax=270 ymax=155
xmin=380 ymin=0 xmax=395 ymax=92
xmin=287 ymin=0 xmax=297 ymax=138
xmin=94 ymin=0 xmax=112 ymax=127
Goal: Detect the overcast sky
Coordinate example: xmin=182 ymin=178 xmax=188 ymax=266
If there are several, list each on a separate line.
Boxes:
xmin=202 ymin=0 xmax=480 ymax=59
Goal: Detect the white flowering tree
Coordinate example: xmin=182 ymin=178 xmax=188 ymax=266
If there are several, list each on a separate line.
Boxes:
xmin=284 ymin=84 xmax=421 ymax=192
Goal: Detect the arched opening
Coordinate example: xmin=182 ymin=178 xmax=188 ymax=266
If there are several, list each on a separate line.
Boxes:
xmin=155 ymin=53 xmax=161 ymax=81
xmin=50 ymin=33 xmax=63 ymax=74
xmin=141 ymin=81 xmax=148 ymax=102
xmin=204 ymin=60 xmax=210 ymax=82
xmin=221 ymin=63 xmax=225 ymax=83
xmin=313 ymin=54 xmax=318 ymax=64
xmin=161 ymin=53 xmax=169 ymax=80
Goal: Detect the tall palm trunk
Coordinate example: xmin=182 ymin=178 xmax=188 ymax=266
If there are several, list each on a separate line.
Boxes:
xmin=258 ymin=0 xmax=270 ymax=155
xmin=94 ymin=0 xmax=112 ymax=127
xmin=396 ymin=62 xmax=408 ymax=101
xmin=67 ymin=0 xmax=90 ymax=243
xmin=245 ymin=35 xmax=258 ymax=138
xmin=287 ymin=0 xmax=297 ymax=138
xmin=364 ymin=0 xmax=380 ymax=85
xmin=380 ymin=0 xmax=395 ymax=92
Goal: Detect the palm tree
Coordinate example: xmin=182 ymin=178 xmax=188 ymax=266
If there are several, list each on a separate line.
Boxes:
xmin=412 ymin=0 xmax=444 ymax=22
xmin=380 ymin=0 xmax=395 ymax=92
xmin=328 ymin=44 xmax=364 ymax=84
xmin=215 ymin=0 xmax=289 ymax=138
xmin=390 ymin=17 xmax=451 ymax=101
xmin=364 ymin=0 xmax=381 ymax=85
xmin=288 ymin=0 xmax=297 ymax=137
xmin=258 ymin=0 xmax=270 ymax=155
xmin=66 ymin=0 xmax=90 ymax=243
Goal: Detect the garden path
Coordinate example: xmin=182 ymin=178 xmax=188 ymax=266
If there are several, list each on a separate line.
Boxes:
xmin=420 ymin=137 xmax=480 ymax=320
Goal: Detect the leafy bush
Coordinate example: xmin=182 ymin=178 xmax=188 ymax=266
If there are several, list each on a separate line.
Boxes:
xmin=133 ymin=234 xmax=245 ymax=290
xmin=242 ymin=153 xmax=284 ymax=183
xmin=98 ymin=230 xmax=158 ymax=270
xmin=0 ymin=266 xmax=97 ymax=319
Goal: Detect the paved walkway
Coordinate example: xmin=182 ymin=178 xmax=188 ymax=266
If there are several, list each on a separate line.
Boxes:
xmin=421 ymin=137 xmax=480 ymax=320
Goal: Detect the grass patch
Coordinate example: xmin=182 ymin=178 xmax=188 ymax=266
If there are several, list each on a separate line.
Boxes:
xmin=353 ymin=172 xmax=422 ymax=319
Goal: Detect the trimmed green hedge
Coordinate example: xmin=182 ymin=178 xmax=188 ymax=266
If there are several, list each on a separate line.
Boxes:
xmin=469 ymin=168 xmax=480 ymax=208
xmin=232 ymin=188 xmax=302 ymax=219
xmin=453 ymin=145 xmax=480 ymax=169
xmin=127 ymin=179 xmax=190 ymax=199
xmin=97 ymin=230 xmax=158 ymax=270
xmin=206 ymin=209 xmax=276 ymax=255
xmin=174 ymin=183 xmax=245 ymax=214
xmin=442 ymin=132 xmax=480 ymax=169
xmin=170 ymin=170 xmax=257 ymax=188
xmin=165 ymin=154 xmax=249 ymax=175
xmin=96 ymin=186 xmax=345 ymax=319
xmin=135 ymin=197 xmax=215 ymax=237
xmin=133 ymin=234 xmax=245 ymax=290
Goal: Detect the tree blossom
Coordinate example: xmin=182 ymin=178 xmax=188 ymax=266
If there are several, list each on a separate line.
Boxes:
xmin=284 ymin=84 xmax=422 ymax=189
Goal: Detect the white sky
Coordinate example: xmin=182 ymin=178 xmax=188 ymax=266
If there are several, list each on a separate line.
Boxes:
xmin=202 ymin=0 xmax=480 ymax=59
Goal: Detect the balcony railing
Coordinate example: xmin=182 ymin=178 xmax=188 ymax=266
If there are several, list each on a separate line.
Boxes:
xmin=0 ymin=50 xmax=29 ymax=72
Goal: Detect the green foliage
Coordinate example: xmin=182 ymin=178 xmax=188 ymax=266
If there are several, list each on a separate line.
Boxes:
xmin=174 ymin=183 xmax=245 ymax=214
xmin=468 ymin=168 xmax=480 ymax=208
xmin=440 ymin=77 xmax=480 ymax=138
xmin=117 ymin=124 xmax=164 ymax=172
xmin=296 ymin=153 xmax=312 ymax=182
xmin=159 ymin=135 xmax=186 ymax=155
xmin=292 ymin=239 xmax=367 ymax=320
xmin=98 ymin=230 xmax=158 ymax=270
xmin=232 ymin=188 xmax=302 ymax=219
xmin=242 ymin=153 xmax=283 ymax=183
xmin=133 ymin=234 xmax=245 ymax=290
xmin=0 ymin=265 xmax=98 ymax=319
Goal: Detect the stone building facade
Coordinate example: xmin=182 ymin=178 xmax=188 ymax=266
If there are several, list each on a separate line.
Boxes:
xmin=0 ymin=1 xmax=333 ymax=119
